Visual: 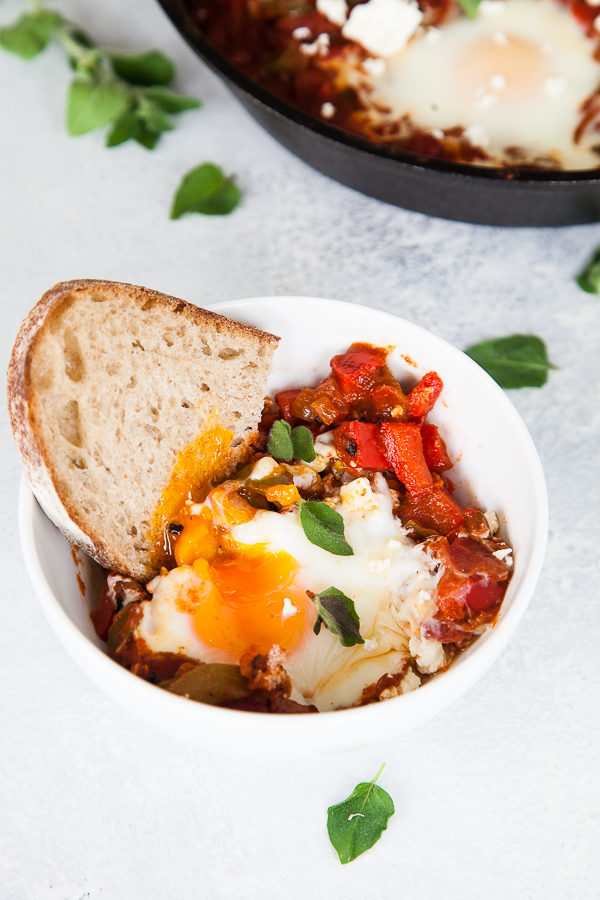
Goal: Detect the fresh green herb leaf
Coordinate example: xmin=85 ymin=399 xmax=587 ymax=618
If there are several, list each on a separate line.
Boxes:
xmin=144 ymin=86 xmax=202 ymax=113
xmin=110 ymin=49 xmax=175 ymax=86
xmin=291 ymin=425 xmax=316 ymax=462
xmin=0 ymin=10 xmax=62 ymax=59
xmin=300 ymin=501 xmax=353 ymax=556
xmin=67 ymin=79 xmax=130 ymax=136
xmin=465 ymin=334 xmax=555 ymax=389
xmin=314 ymin=587 xmax=363 ymax=647
xmin=105 ymin=109 xmax=139 ymax=147
xmin=170 ymin=163 xmax=242 ymax=219
xmin=456 ymin=0 xmax=481 ymax=17
xmin=138 ymin=101 xmax=174 ymax=136
xmin=576 ymin=246 xmax=600 ymax=294
xmin=268 ymin=419 xmax=294 ymax=461
xmin=327 ymin=765 xmax=394 ymax=864
xmin=160 ymin=664 xmax=249 ymax=705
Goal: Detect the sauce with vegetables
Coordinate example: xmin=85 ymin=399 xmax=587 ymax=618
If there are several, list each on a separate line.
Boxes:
xmin=93 ymin=342 xmax=513 ymax=712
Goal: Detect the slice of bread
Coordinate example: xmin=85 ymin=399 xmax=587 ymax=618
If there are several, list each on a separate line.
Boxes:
xmin=8 ymin=279 xmax=279 ymax=580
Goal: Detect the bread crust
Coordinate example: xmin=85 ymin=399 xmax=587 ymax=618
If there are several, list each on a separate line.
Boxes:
xmin=7 ymin=279 xmax=279 ymax=579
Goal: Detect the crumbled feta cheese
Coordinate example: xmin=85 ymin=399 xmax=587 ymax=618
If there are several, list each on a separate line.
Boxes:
xmin=475 ymin=92 xmax=499 ymax=111
xmin=292 ymin=25 xmax=312 ymax=40
xmin=464 ymin=123 xmax=491 ymax=148
xmin=479 ymin=0 xmax=506 ymax=15
xmin=340 ymin=477 xmax=379 ymax=513
xmin=188 ymin=503 xmax=204 ymax=516
xmin=320 ymin=101 xmax=336 ymax=119
xmin=409 ymin=635 xmax=445 ymax=674
xmin=424 ymin=26 xmax=441 ymax=43
xmin=342 ymin=0 xmax=422 ymax=58
xmin=300 ymin=32 xmax=331 ymax=56
xmin=250 ymin=456 xmax=279 ymax=481
xmin=281 ymin=597 xmax=298 ymax=619
xmin=316 ymin=0 xmax=348 ymax=27
xmin=544 ymin=75 xmax=566 ymax=96
xmin=291 ymin=466 xmax=318 ymax=490
xmin=483 ymin=510 xmax=499 ymax=534
xmin=493 ymin=547 xmax=513 ymax=566
xmin=362 ymin=57 xmax=387 ymax=77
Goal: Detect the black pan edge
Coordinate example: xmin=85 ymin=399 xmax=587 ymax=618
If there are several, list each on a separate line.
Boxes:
xmin=157 ymin=0 xmax=600 ymax=226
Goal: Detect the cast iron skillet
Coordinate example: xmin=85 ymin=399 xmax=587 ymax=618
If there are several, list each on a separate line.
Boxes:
xmin=157 ymin=0 xmax=600 ymax=226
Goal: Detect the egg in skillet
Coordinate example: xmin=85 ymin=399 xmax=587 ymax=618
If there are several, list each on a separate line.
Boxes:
xmin=136 ymin=460 xmax=444 ymax=711
xmin=329 ymin=0 xmax=600 ymax=168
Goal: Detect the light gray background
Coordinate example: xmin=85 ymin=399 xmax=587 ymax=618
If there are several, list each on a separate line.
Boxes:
xmin=1 ymin=0 xmax=598 ymax=897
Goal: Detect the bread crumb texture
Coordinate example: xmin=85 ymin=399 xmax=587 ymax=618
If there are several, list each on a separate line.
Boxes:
xmin=8 ymin=280 xmax=278 ymax=580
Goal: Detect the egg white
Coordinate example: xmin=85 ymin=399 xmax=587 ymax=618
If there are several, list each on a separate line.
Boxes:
xmin=340 ymin=0 xmax=600 ymax=169
xmin=137 ymin=474 xmax=444 ymax=711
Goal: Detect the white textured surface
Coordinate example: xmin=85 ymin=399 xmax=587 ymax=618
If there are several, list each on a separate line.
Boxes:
xmin=0 ymin=0 xmax=598 ymax=897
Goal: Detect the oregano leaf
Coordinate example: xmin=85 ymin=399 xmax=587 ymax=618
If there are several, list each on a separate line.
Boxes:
xmin=456 ymin=0 xmax=481 ymax=17
xmin=0 ymin=10 xmax=62 ymax=59
xmin=315 ymin=587 xmax=363 ymax=647
xmin=300 ymin=501 xmax=353 ymax=556
xmin=327 ymin=765 xmax=394 ymax=864
xmin=576 ymin=246 xmax=600 ymax=294
xmin=110 ymin=49 xmax=175 ymax=86
xmin=465 ymin=334 xmax=555 ymax=389
xmin=267 ymin=419 xmax=294 ymax=461
xmin=291 ymin=425 xmax=316 ymax=462
xmin=144 ymin=86 xmax=201 ymax=113
xmin=170 ymin=163 xmax=242 ymax=218
xmin=67 ymin=79 xmax=130 ymax=136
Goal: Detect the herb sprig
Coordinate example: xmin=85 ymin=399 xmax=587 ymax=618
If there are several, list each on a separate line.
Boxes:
xmin=0 ymin=2 xmax=201 ymax=149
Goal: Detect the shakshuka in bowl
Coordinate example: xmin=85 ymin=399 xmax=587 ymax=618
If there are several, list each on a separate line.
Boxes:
xmin=18 ymin=297 xmax=548 ymax=753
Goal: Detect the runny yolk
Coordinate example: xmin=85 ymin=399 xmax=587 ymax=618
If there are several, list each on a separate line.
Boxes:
xmin=172 ymin=486 xmax=314 ymax=660
xmin=190 ymin=552 xmax=313 ymax=659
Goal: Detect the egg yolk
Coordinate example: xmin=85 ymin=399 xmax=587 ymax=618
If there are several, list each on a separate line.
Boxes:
xmin=456 ymin=34 xmax=551 ymax=104
xmin=172 ymin=488 xmax=314 ymax=660
xmin=191 ymin=552 xmax=313 ymax=658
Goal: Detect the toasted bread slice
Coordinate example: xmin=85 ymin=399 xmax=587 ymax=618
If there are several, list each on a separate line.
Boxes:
xmin=8 ymin=280 xmax=278 ymax=580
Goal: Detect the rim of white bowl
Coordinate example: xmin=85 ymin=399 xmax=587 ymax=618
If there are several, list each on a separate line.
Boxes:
xmin=18 ymin=296 xmax=549 ymax=744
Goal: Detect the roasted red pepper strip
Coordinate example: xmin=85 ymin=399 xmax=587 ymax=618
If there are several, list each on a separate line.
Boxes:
xmin=276 ymin=388 xmax=301 ymax=423
xmin=378 ymin=422 xmax=433 ymax=493
xmin=334 ymin=421 xmax=390 ymax=470
xmin=370 ymin=382 xmax=407 ymax=420
xmin=407 ymin=372 xmax=443 ymax=420
xmin=330 ymin=343 xmax=387 ymax=396
xmin=421 ymin=423 xmax=452 ymax=473
xmin=398 ymin=481 xmax=464 ymax=535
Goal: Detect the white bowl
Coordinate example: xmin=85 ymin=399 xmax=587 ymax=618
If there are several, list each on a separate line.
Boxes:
xmin=18 ymin=296 xmax=548 ymax=753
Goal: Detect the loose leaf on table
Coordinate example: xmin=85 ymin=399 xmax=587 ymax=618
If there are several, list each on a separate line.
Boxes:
xmin=465 ymin=334 xmax=555 ymax=389
xmin=0 ymin=10 xmax=62 ymax=59
xmin=170 ymin=163 xmax=242 ymax=218
xmin=576 ymin=246 xmax=600 ymax=294
xmin=314 ymin=587 xmax=363 ymax=647
xmin=110 ymin=49 xmax=175 ymax=86
xmin=160 ymin=664 xmax=249 ymax=705
xmin=457 ymin=0 xmax=481 ymax=16
xmin=67 ymin=79 xmax=130 ymax=135
xmin=291 ymin=425 xmax=316 ymax=462
xmin=300 ymin=501 xmax=353 ymax=556
xmin=327 ymin=765 xmax=394 ymax=864
xmin=268 ymin=419 xmax=294 ymax=461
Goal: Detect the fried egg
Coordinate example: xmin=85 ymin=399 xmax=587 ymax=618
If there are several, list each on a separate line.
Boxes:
xmin=340 ymin=0 xmax=600 ymax=168
xmin=137 ymin=471 xmax=444 ymax=711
